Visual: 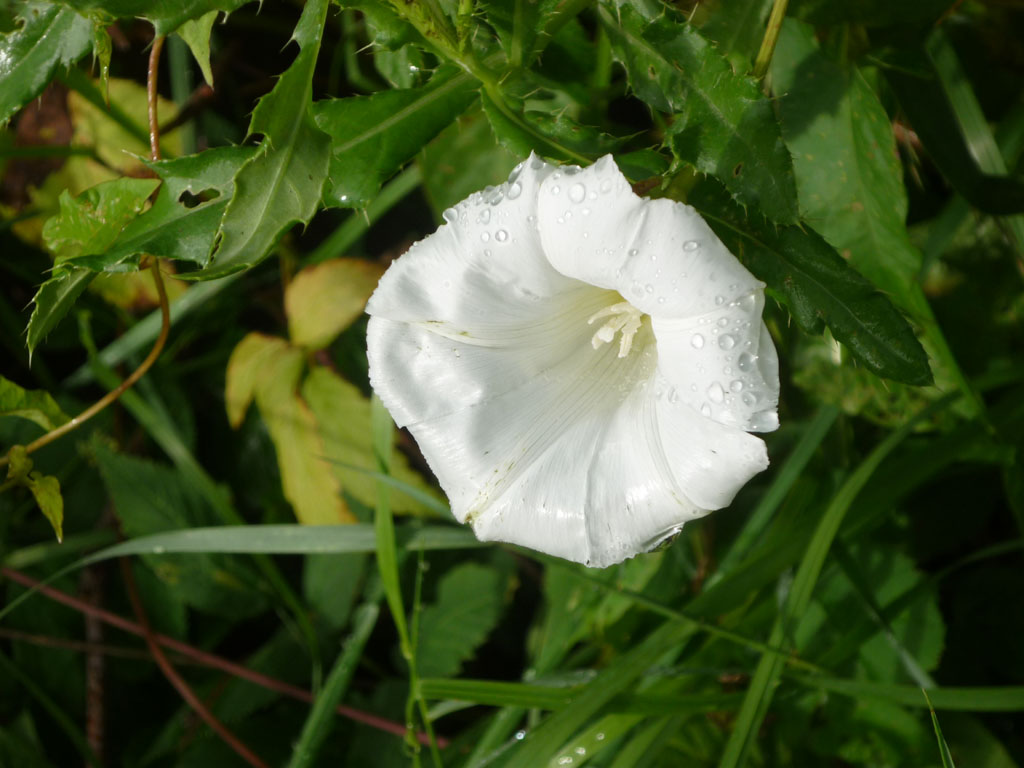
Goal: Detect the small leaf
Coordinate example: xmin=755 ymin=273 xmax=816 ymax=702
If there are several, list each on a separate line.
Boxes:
xmin=0 ymin=375 xmax=70 ymax=432
xmin=923 ymin=690 xmax=958 ymax=768
xmin=285 ymin=259 xmax=383 ymax=349
xmin=0 ymin=3 xmax=93 ymax=125
xmin=416 ymin=563 xmax=505 ymax=678
xmin=313 ymin=66 xmax=476 ymax=209
xmin=25 ymin=472 xmax=64 ymax=542
xmin=599 ymin=1 xmax=799 ymax=224
xmin=91 ymin=22 xmax=112 ymax=97
xmin=689 ymin=179 xmax=933 ymax=386
xmin=196 ymin=0 xmax=332 ymax=280
xmin=224 ymin=333 xmax=354 ymax=525
xmin=69 ymin=146 xmax=257 ymax=272
xmin=4 ymin=445 xmax=33 ymax=483
xmin=26 ymin=266 xmax=96 ymax=358
xmin=176 ymin=10 xmax=218 ymax=87
xmin=56 ymin=0 xmax=253 ymax=36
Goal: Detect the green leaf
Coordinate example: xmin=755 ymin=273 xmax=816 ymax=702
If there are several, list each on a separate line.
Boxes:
xmin=0 ymin=3 xmax=93 ymax=125
xmin=313 ymin=66 xmax=476 ymax=209
xmin=92 ymin=443 xmax=266 ymax=617
xmin=25 ymin=266 xmax=96 ymax=358
xmin=42 ymin=177 xmax=160 ymax=262
xmin=599 ymin=2 xmax=798 ymax=224
xmin=924 ymin=691 xmax=957 ymax=767
xmin=0 ymin=375 xmax=70 ymax=432
xmin=771 ymin=20 xmax=924 ymax=315
xmin=196 ymin=0 xmax=331 ymax=280
xmin=480 ymin=88 xmax=625 ymax=162
xmin=689 ymin=179 xmax=933 ymax=386
xmin=69 ymin=146 xmax=256 ymax=272
xmin=790 ymin=0 xmax=953 ymax=26
xmin=699 ymin=0 xmax=773 ymax=70
xmin=4 ymin=446 xmax=64 ymax=541
xmin=224 ymin=333 xmax=354 ymax=525
xmin=416 ymin=563 xmax=505 ymax=678
xmin=55 ymin=0 xmax=252 ymax=36
xmin=176 ymin=10 xmax=218 ymax=87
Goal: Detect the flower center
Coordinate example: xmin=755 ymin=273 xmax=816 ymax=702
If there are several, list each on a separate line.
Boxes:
xmin=587 ymin=301 xmax=646 ymax=358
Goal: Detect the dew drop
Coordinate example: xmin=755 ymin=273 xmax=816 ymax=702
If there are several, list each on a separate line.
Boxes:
xmin=730 ymin=379 xmax=744 ymax=392
xmin=707 ymin=382 xmax=725 ymax=403
xmin=507 ymin=181 xmax=522 ymax=199
xmin=582 ymin=207 xmax=591 ymax=216
xmin=715 ymin=295 xmax=724 ymax=306
xmin=480 ymin=231 xmax=490 ymax=242
xmin=628 ymin=248 xmax=639 ymax=257
xmin=691 ymin=333 xmax=705 ymax=349
xmin=495 ymin=229 xmax=508 ymax=242
xmin=557 ymin=757 xmax=573 ymax=766
xmin=551 ymin=185 xmax=561 ymax=195
xmin=484 ymin=249 xmax=492 ymax=257
xmin=700 ymin=403 xmax=712 ymax=417
xmin=575 ymin=747 xmax=587 ymax=756
xmin=515 ymin=730 xmax=527 ymax=741
xmin=737 ymin=352 xmax=756 ymax=371
xmin=737 ymin=293 xmax=757 ymax=311
xmin=719 ymin=334 xmax=736 ymax=350
xmin=600 ymin=178 xmax=612 ymax=193
xmin=683 ymin=240 xmax=699 ymax=252
xmin=152 ymin=546 xmax=166 ymax=554
xmin=631 ymin=282 xmax=644 ymax=298
xmin=718 ymin=317 xmax=729 ymax=327
xmin=595 ymin=732 xmax=606 ymax=741
xmin=742 ymin=392 xmax=756 ymax=406
xmin=668 ymin=388 xmax=680 ymax=403
xmin=645 ymin=284 xmax=654 ymax=293
xmin=657 ymin=296 xmax=666 ymax=304
xmin=442 ymin=207 xmax=457 ymax=223
xmin=478 ymin=208 xmax=491 ymax=224
xmin=569 ymin=183 xmax=586 ymax=203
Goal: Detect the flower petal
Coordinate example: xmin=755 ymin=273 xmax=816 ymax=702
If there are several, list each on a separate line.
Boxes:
xmin=652 ymin=291 xmax=780 ymax=432
xmin=536 ymin=155 xmax=762 ymax=318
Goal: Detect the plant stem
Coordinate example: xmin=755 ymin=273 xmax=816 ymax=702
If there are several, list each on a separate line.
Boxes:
xmin=753 ymin=0 xmax=789 ymax=78
xmin=148 ymin=35 xmax=165 ymax=161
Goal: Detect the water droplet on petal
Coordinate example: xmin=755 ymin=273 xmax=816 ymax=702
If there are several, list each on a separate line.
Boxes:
xmin=737 ymin=352 xmax=756 ymax=371
xmin=629 ymin=248 xmax=639 ymax=257
xmin=442 ymin=207 xmax=457 ymax=223
xmin=645 ymin=284 xmax=654 ymax=293
xmin=551 ymin=185 xmax=561 ymax=195
xmin=478 ymin=209 xmax=491 ymax=224
xmin=700 ymin=403 xmax=712 ymax=417
xmin=719 ymin=334 xmax=736 ymax=350
xmin=707 ymin=382 xmax=725 ymax=403
xmin=569 ymin=183 xmax=586 ymax=203
xmin=683 ymin=240 xmax=699 ymax=252
xmin=600 ymin=178 xmax=612 ymax=193
xmin=742 ymin=392 xmax=756 ymax=406
xmin=691 ymin=334 xmax=705 ymax=349
xmin=730 ymin=379 xmax=744 ymax=392
xmin=481 ymin=231 xmax=490 ymax=242
xmin=718 ymin=317 xmax=729 ymax=327
xmin=507 ymin=181 xmax=522 ymax=199
xmin=715 ymin=295 xmax=724 ymax=305
xmin=657 ymin=296 xmax=666 ymax=304
xmin=582 ymin=207 xmax=591 ymax=216
xmin=496 ymin=229 xmax=508 ymax=242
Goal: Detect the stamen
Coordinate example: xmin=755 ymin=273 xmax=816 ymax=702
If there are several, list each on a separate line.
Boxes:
xmin=587 ymin=301 xmax=645 ymax=358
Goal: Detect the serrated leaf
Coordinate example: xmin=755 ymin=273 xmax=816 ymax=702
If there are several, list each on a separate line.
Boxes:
xmin=0 ymin=2 xmax=93 ymax=125
xmin=699 ymin=0 xmax=773 ymax=70
xmin=313 ymin=66 xmax=476 ymax=208
xmin=416 ymin=562 xmax=505 ymax=678
xmin=26 ymin=266 xmax=95 ymax=357
xmin=689 ymin=179 xmax=933 ymax=385
xmin=481 ymin=88 xmax=625 ymax=162
xmin=68 ymin=146 xmax=256 ymax=272
xmin=301 ymin=365 xmax=443 ymax=515
xmin=176 ymin=9 xmax=218 ymax=87
xmin=92 ymin=443 xmax=266 ymax=617
xmin=55 ymin=0 xmax=252 ymax=36
xmin=42 ymin=177 xmax=159 ymax=261
xmin=194 ymin=0 xmax=331 ymax=280
xmin=599 ymin=2 xmax=798 ymax=224
xmin=771 ymin=20 xmax=925 ymax=315
xmin=285 ymin=258 xmax=383 ymax=349
xmin=4 ymin=446 xmax=64 ymax=541
xmin=0 ymin=375 xmax=70 ymax=431
xmin=224 ymin=333 xmax=354 ymax=525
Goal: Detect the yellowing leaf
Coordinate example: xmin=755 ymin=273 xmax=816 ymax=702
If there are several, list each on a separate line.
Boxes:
xmin=4 ymin=446 xmax=64 ymax=541
xmin=225 ymin=333 xmax=354 ymax=525
xmin=302 ymin=366 xmax=443 ymax=515
xmin=0 ymin=376 xmax=70 ymax=432
xmin=285 ymin=258 xmax=384 ymax=349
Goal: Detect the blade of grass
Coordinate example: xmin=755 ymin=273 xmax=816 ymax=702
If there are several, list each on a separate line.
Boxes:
xmin=788 ymin=675 xmax=1024 ymax=712
xmin=717 ymin=393 xmax=958 ymax=768
xmin=923 ymin=690 xmax=958 ymax=767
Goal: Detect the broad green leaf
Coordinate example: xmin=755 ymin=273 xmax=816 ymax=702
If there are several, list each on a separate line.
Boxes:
xmin=304 ymin=552 xmax=366 ymax=630
xmin=599 ymin=2 xmax=798 ymax=224
xmin=55 ymin=0 xmax=252 ymax=36
xmin=770 ymin=20 xmax=924 ymax=315
xmin=176 ymin=10 xmax=218 ymax=87
xmin=0 ymin=3 xmax=93 ymax=125
xmin=4 ymin=446 xmax=64 ymax=541
xmin=285 ymin=258 xmax=383 ymax=349
xmin=416 ymin=562 xmax=505 ymax=678
xmin=197 ymin=0 xmax=331 ymax=280
xmin=25 ymin=266 xmax=95 ymax=357
xmin=699 ymin=0 xmax=773 ymax=70
xmin=301 ymin=365 xmax=443 ymax=515
xmin=689 ymin=179 xmax=933 ymax=386
xmin=92 ymin=444 xmax=266 ymax=617
xmin=313 ymin=67 xmax=476 ymax=208
xmin=0 ymin=375 xmax=70 ymax=431
xmin=481 ymin=88 xmax=624 ymax=162
xmin=42 ymin=177 xmax=160 ymax=262
xmin=69 ymin=146 xmax=256 ymax=272
xmin=225 ymin=333 xmax=354 ymax=525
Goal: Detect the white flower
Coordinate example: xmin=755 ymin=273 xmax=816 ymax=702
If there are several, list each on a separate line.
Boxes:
xmin=366 ymin=154 xmax=779 ymax=567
